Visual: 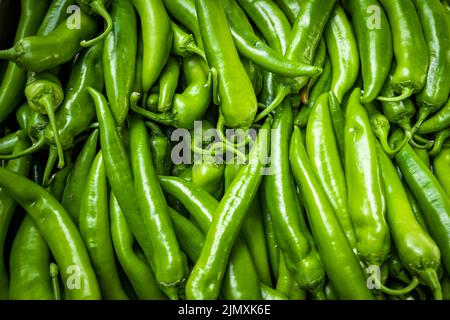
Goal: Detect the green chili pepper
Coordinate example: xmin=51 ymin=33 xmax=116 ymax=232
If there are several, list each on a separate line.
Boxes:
xmin=418 ymin=98 xmax=450 ymax=134
xmin=0 ymin=167 xmax=101 ymax=299
xmin=412 ymin=0 xmax=450 ymax=130
xmin=109 ymin=192 xmax=166 ymax=300
xmin=241 ymin=57 xmax=263 ymax=98
xmin=429 ymin=129 xmax=450 ymax=157
xmin=103 ymin=0 xmax=137 ymax=126
xmin=79 ymin=151 xmax=128 ymax=299
xmin=197 ymin=0 xmax=257 ymax=128
xmin=433 ymin=147 xmax=450 ymax=197
xmin=9 ymin=216 xmax=54 ymax=300
xmin=226 ymin=0 xmax=323 ymax=78
xmin=306 ymin=92 xmax=356 ymax=248
xmin=89 ymin=87 xmax=160 ymax=294
xmin=393 ymin=130 xmax=450 ymax=276
xmin=224 ymin=163 xmax=271 ymax=286
xmin=264 ymin=101 xmax=326 ymax=298
xmin=290 ymin=125 xmax=375 ymax=300
xmin=129 ymin=115 xmax=185 ymax=298
xmin=132 ymin=0 xmax=172 ymax=93
xmin=192 ymin=161 xmax=225 ymax=200
xmin=61 ymin=129 xmax=99 ymax=224
xmin=171 ymin=21 xmax=205 ymax=61
xmin=325 ymin=4 xmax=359 ymax=103
xmin=131 ymin=56 xmax=212 ymax=129
xmin=0 ymin=11 xmax=98 ymax=73
xmin=345 ymin=0 xmax=393 ymax=103
xmin=0 ymin=137 xmax=32 ymax=299
xmin=77 ymin=0 xmax=113 ymax=47
xmin=345 ymin=88 xmax=390 ymax=267
xmin=157 ymin=57 xmax=180 ymax=113
xmin=0 ymin=0 xmax=50 ymax=124
xmin=185 ymin=119 xmax=270 ymax=299
xmin=377 ymin=0 xmax=428 ymax=102
xmin=377 ymin=142 xmax=442 ymax=299
xmin=159 ymin=176 xmax=262 ymax=300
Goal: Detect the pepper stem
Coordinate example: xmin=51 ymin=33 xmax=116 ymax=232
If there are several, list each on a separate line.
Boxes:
xmin=130 ymin=92 xmax=173 ymax=126
xmin=412 ymin=107 xmax=432 ymax=135
xmin=0 ymin=47 xmax=17 ymax=61
xmin=410 ymin=134 xmax=434 ymax=150
xmin=429 ymin=129 xmax=450 ymax=157
xmin=40 ymin=95 xmax=65 ymax=169
xmin=377 ymin=87 xmax=414 ymax=102
xmin=43 ymin=147 xmax=58 ymax=187
xmin=80 ymin=0 xmax=113 ymax=47
xmin=254 ymin=86 xmax=290 ymax=123
xmin=186 ymin=43 xmax=207 ymax=63
xmin=0 ymin=135 xmax=46 ymax=160
xmin=49 ymin=263 xmax=61 ymax=300
xmin=379 ymin=277 xmax=420 ymax=296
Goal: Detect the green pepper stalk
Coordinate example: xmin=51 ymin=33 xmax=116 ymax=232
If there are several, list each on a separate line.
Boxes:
xmin=171 ymin=21 xmax=206 ymax=61
xmin=25 ymin=72 xmax=65 ymax=169
xmin=77 ymin=0 xmax=113 ymax=47
xmin=429 ymin=128 xmax=450 ymax=157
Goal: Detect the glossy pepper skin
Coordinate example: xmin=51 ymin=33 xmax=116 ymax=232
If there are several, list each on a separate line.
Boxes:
xmin=0 ymin=10 xmax=98 ymax=73
xmin=8 ymin=216 xmax=54 ymax=300
xmin=290 ymin=126 xmax=375 ymax=300
xmin=393 ymin=131 xmax=450 ymax=276
xmin=0 ymin=131 xmax=22 ymax=155
xmin=263 ymin=101 xmax=326 ymax=297
xmin=185 ymin=119 xmax=270 ymax=299
xmin=159 ymin=176 xmax=262 ymax=300
xmin=433 ymin=148 xmax=450 ymax=197
xmin=109 ymin=193 xmax=166 ymax=300
xmin=273 ymin=0 xmax=300 ymax=24
xmin=79 ymin=151 xmax=128 ymax=300
xmin=0 ymin=167 xmax=100 ymax=299
xmin=378 ymin=0 xmax=428 ymax=101
xmin=0 ymin=137 xmax=32 ymax=299
xmin=413 ymin=0 xmax=450 ymax=128
xmin=0 ymin=0 xmax=50 ymax=124
xmin=306 ymin=92 xmax=356 ymax=248
xmin=103 ymin=0 xmax=137 ymax=126
xmin=196 ymin=0 xmax=257 ymax=128
xmin=377 ymin=143 xmax=442 ymax=299
xmin=345 ymin=88 xmax=390 ymax=267
xmin=132 ymin=0 xmax=172 ymax=93
xmin=325 ymin=4 xmax=359 ymax=103
xmin=157 ymin=56 xmax=180 ymax=113
xmin=344 ymin=0 xmax=392 ymax=103
xmin=129 ymin=116 xmax=185 ymax=298
xmin=61 ymin=129 xmax=99 ymax=224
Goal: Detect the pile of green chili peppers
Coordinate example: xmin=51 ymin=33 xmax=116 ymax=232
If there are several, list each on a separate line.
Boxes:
xmin=0 ymin=0 xmax=450 ymax=301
